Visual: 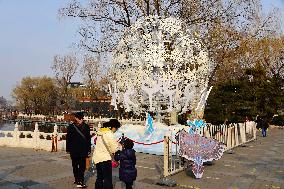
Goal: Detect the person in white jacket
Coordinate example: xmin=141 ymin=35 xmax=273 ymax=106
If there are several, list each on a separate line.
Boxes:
xmin=93 ymin=119 xmax=121 ymax=189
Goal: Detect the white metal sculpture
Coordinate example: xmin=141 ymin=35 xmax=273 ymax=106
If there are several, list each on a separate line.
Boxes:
xmin=110 ymin=16 xmax=214 ymax=116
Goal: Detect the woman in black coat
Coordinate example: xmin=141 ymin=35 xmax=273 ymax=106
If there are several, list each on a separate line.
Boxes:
xmin=114 ymin=139 xmax=137 ymax=189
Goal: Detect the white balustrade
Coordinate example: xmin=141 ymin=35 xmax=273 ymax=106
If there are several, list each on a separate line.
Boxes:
xmin=0 ymin=122 xmax=67 ymax=151
xmin=1 ymin=117 xmax=150 ymax=152
xmin=17 ymin=113 xmax=47 ymax=120
xmin=17 ymin=113 xmax=146 ymax=126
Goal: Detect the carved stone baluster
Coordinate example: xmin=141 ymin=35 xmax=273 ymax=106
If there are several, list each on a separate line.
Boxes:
xmin=33 ymin=123 xmax=39 ymax=149
xmin=14 ymin=122 xmax=20 ymax=146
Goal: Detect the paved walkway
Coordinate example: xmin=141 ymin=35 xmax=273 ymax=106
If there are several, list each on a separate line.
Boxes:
xmin=0 ymin=129 xmax=283 ymax=189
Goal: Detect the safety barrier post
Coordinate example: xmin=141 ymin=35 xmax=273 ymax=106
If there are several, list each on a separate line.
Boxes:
xmin=164 ymin=136 xmax=169 ymax=177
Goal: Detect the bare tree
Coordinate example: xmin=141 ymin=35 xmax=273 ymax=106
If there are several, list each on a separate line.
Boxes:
xmin=59 ymin=0 xmax=282 ymax=86
xmin=0 ymin=96 xmax=10 ymax=111
xmin=52 ymin=54 xmax=79 ymax=110
xmin=59 ymin=0 xmax=182 ymax=54
xmin=224 ymin=7 xmax=284 ymax=81
xmin=80 ymin=55 xmax=102 ymax=100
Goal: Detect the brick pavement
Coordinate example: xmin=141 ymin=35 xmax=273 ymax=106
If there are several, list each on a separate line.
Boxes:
xmin=0 ymin=128 xmax=283 ymax=189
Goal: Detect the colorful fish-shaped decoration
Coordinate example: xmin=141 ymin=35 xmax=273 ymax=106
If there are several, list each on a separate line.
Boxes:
xmin=179 ymin=130 xmax=225 ymax=178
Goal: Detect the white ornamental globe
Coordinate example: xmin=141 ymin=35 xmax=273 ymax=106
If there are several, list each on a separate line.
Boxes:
xmin=110 ymin=16 xmax=213 ymax=115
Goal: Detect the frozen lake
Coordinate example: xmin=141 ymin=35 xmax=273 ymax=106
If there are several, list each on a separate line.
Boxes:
xmin=0 ymin=123 xmax=14 ymax=131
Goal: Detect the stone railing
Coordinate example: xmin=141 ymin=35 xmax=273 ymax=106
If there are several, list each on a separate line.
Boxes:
xmin=17 ymin=113 xmax=47 ymax=120
xmin=0 ymin=122 xmax=67 ymax=151
xmin=0 ymin=120 xmax=132 ymax=151
xmin=84 ymin=116 xmax=145 ymax=125
xmin=17 ymin=113 xmax=146 ymax=124
xmin=16 ymin=113 xmax=146 ymax=127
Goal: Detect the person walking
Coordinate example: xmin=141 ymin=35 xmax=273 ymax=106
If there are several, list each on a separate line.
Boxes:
xmin=114 ymin=138 xmax=137 ymax=189
xmin=256 ymin=116 xmax=269 ymax=137
xmin=92 ymin=119 xmax=121 ymax=189
xmin=66 ymin=112 xmax=91 ymax=188
xmin=261 ymin=117 xmax=269 ymax=137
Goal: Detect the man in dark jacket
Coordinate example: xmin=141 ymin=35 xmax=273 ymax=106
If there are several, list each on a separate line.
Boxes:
xmin=66 ymin=112 xmax=91 ymax=188
xmin=256 ymin=116 xmax=269 ymax=137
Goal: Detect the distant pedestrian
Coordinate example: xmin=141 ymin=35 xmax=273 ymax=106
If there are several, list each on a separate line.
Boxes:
xmin=66 ymin=112 xmax=91 ymax=188
xmin=256 ymin=116 xmax=269 ymax=137
xmin=114 ymin=138 xmax=137 ymax=189
xmin=93 ymin=119 xmax=121 ymax=189
xmin=261 ymin=117 xmax=269 ymax=137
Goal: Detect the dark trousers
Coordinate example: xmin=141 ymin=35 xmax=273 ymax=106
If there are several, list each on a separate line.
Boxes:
xmin=125 ymin=182 xmax=133 ymax=189
xmin=71 ymin=156 xmax=86 ymax=183
xmin=95 ymin=160 xmax=113 ymax=189
xmin=262 ymin=128 xmax=267 ymax=137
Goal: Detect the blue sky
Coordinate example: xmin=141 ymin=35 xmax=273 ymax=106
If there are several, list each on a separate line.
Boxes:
xmin=0 ymin=0 xmax=80 ymax=100
xmin=0 ymin=0 xmax=284 ymax=100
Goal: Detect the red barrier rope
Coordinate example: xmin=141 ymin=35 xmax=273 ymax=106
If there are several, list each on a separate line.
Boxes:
xmin=94 ymin=135 xmax=177 ymax=146
xmin=169 ymin=138 xmax=178 ymax=145
xmin=123 ymin=136 xmax=164 ymax=146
